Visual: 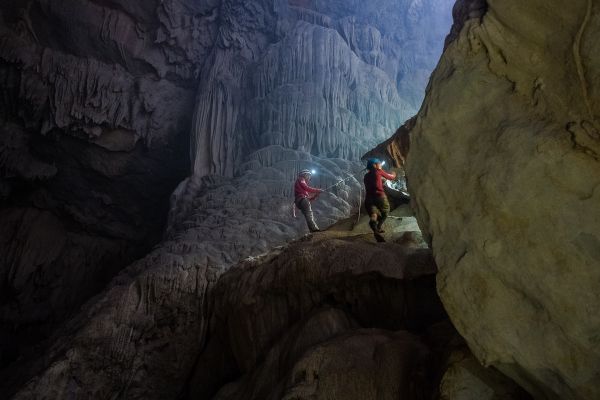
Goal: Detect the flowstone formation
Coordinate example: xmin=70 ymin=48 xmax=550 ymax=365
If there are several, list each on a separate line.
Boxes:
xmin=190 ymin=0 xmax=455 ymax=176
xmin=404 ymin=0 xmax=600 ymax=398
xmin=0 ymin=0 xmax=453 ymax=377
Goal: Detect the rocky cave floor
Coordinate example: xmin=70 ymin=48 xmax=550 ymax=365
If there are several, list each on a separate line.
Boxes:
xmin=184 ymin=205 xmax=531 ymax=400
xmin=2 ymin=203 xmax=533 ymax=400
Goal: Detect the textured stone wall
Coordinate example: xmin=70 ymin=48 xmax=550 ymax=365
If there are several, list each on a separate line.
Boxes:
xmin=190 ymin=0 xmax=455 ymax=176
xmin=0 ymin=0 xmax=210 ymax=367
xmin=0 ymin=0 xmax=454 ymax=372
xmin=406 ymin=0 xmax=600 ymax=398
xmin=1 ymin=151 xmax=364 ymax=399
xmin=0 ymin=0 xmax=456 ymax=396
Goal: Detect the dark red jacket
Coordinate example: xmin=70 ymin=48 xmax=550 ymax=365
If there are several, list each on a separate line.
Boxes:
xmin=294 ymin=177 xmax=320 ymax=200
xmin=364 ymin=169 xmax=396 ymax=198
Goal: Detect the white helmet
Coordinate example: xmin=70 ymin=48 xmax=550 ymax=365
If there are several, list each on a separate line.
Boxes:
xmin=299 ymin=169 xmax=312 ymax=177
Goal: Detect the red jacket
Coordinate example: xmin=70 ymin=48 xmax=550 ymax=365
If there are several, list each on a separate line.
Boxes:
xmin=294 ymin=177 xmax=320 ymax=200
xmin=364 ymin=169 xmax=395 ymax=198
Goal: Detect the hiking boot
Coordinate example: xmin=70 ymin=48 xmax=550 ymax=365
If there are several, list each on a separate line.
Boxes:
xmin=374 ymin=232 xmax=386 ymax=242
xmin=369 ymin=220 xmax=378 ymax=233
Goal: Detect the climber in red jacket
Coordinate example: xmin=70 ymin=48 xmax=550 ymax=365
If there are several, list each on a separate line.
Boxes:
xmin=364 ymin=158 xmax=396 ymax=242
xmin=294 ymin=169 xmax=324 ymax=232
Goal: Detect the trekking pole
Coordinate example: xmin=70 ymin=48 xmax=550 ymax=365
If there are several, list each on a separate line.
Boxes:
xmin=322 ymin=176 xmax=355 ymax=192
xmin=352 ymin=185 xmax=363 ymax=230
xmin=321 ymin=168 xmax=367 ymax=193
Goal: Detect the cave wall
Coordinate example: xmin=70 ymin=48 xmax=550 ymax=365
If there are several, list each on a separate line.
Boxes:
xmin=190 ymin=0 xmax=454 ymax=176
xmin=0 ymin=0 xmax=212 ymax=367
xmin=0 ymin=0 xmax=454 ymax=370
xmin=0 ymin=0 xmax=456 ymax=397
xmin=405 ymin=0 xmax=600 ymax=398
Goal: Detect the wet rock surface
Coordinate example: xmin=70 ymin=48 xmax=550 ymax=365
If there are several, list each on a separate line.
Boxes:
xmin=406 ymin=0 xmax=600 ymax=398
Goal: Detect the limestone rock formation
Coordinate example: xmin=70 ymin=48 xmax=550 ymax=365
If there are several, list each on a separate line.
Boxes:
xmin=363 ymin=116 xmax=416 ymax=168
xmin=440 ymin=349 xmax=529 ymax=400
xmin=405 ymin=0 xmax=600 ymax=398
xmin=0 ymin=0 xmax=200 ymax=367
xmin=443 ymin=0 xmax=487 ymax=49
xmin=188 ymin=219 xmax=446 ymax=399
xmin=190 ymin=0 xmax=456 ymax=177
xmin=214 ymin=328 xmax=432 ymax=400
xmin=0 ymin=149 xmax=362 ymax=399
xmin=187 ymin=218 xmax=528 ymax=400
xmin=0 ymin=0 xmax=454 ymax=374
xmin=5 ymin=205 xmax=531 ymax=399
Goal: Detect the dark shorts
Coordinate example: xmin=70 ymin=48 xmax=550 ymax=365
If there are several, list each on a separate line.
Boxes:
xmin=365 ymin=195 xmax=390 ymax=215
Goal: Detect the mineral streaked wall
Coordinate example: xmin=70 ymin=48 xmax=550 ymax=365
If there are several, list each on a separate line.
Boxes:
xmin=190 ymin=0 xmax=454 ymax=177
xmin=0 ymin=0 xmax=454 ymax=370
xmin=406 ymin=0 xmax=600 ymax=398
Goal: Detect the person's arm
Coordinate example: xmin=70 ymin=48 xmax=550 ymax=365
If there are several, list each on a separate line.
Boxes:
xmin=299 ymin=179 xmax=323 ymax=194
xmin=379 ymin=170 xmax=397 ymax=181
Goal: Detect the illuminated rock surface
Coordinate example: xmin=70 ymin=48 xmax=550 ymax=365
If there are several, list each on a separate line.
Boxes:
xmin=406 ymin=0 xmax=600 ymax=398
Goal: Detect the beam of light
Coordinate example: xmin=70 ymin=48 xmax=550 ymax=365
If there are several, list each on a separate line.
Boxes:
xmin=311 ymin=169 xmax=316 ymax=174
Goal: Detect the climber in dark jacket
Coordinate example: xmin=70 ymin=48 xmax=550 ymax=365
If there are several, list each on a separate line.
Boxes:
xmin=364 ymin=158 xmax=396 ymax=242
xmin=294 ymin=169 xmax=324 ymax=232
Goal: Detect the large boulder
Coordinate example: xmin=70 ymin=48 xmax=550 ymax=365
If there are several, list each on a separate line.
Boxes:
xmin=440 ymin=348 xmax=530 ymax=400
xmin=188 ymin=221 xmax=529 ymax=400
xmin=406 ymin=0 xmax=600 ymax=398
xmin=190 ymin=224 xmax=446 ymax=400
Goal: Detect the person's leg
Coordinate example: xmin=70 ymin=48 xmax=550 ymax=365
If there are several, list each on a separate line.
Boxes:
xmin=376 ymin=196 xmax=391 ymax=232
xmin=365 ymin=197 xmax=385 ymax=242
xmin=298 ymin=198 xmax=320 ymax=232
xmin=365 ymin=198 xmax=379 ymax=232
